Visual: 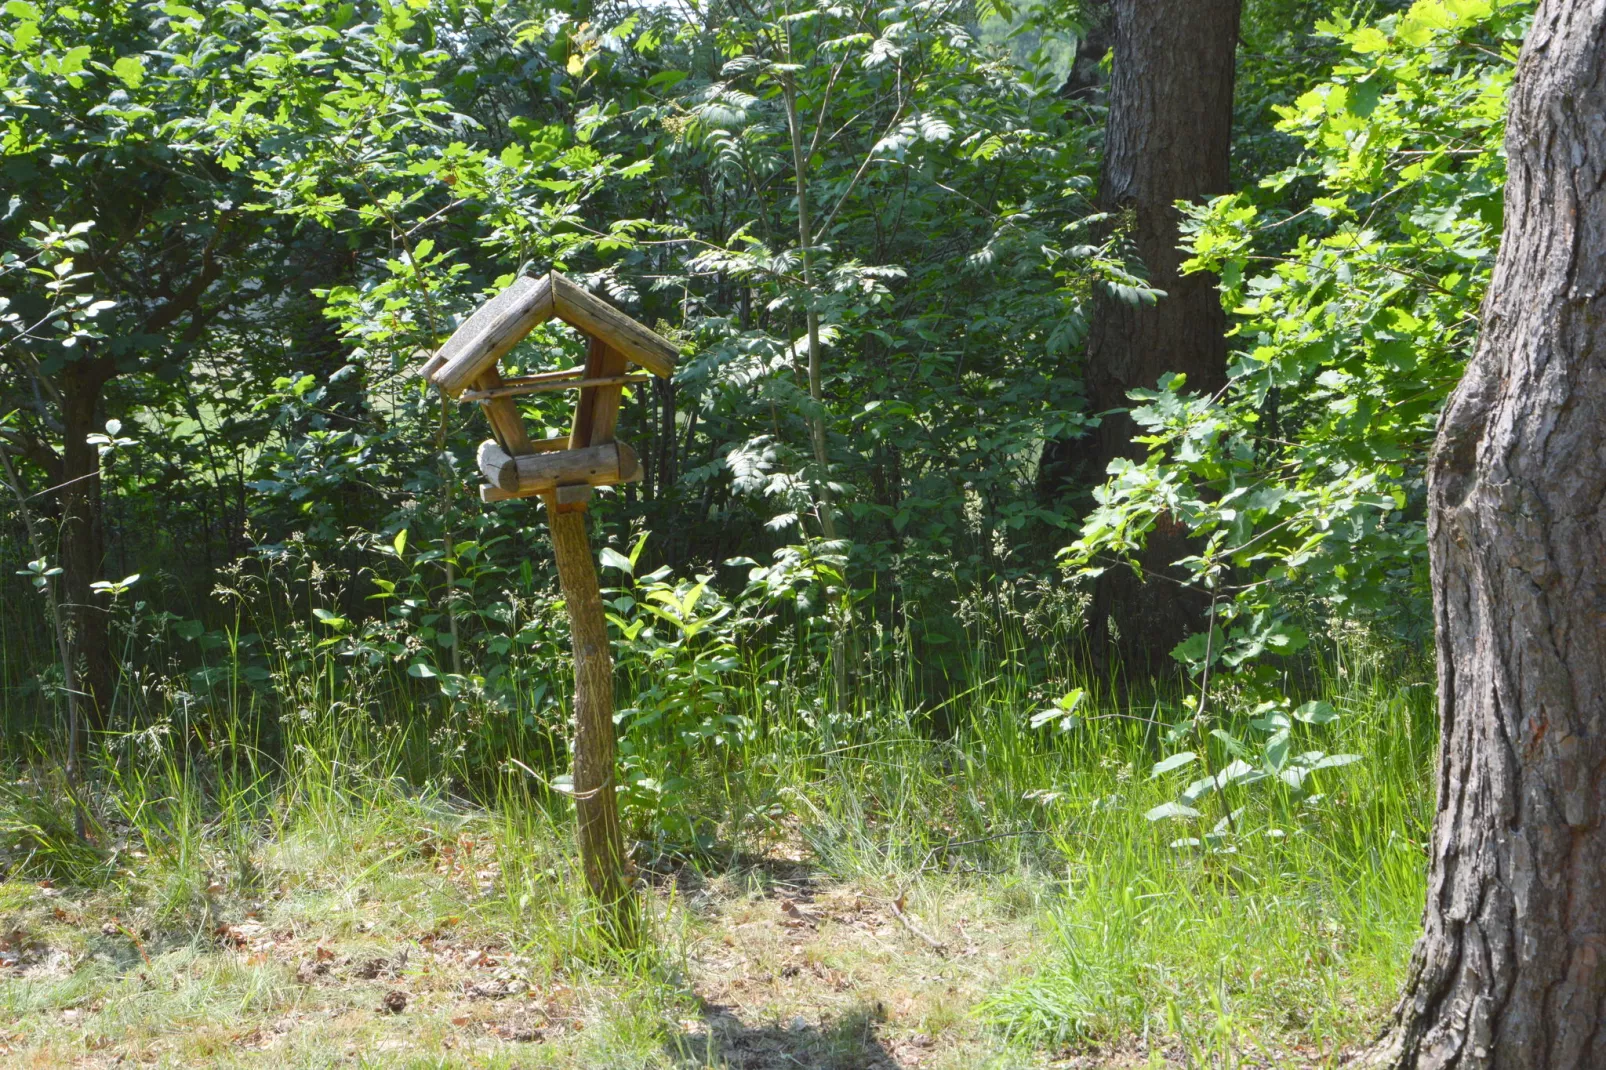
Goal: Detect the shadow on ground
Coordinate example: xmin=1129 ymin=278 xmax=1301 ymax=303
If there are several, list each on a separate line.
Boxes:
xmin=668 ymin=1000 xmax=900 ymax=1070
xmin=640 ymin=851 xmax=823 ymax=904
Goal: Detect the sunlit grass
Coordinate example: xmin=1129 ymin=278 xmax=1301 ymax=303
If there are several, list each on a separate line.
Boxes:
xmin=0 ymin=604 xmax=1432 ymax=1066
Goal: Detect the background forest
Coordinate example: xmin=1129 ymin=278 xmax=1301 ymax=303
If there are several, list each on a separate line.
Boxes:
xmin=0 ymin=0 xmax=1528 ymax=1066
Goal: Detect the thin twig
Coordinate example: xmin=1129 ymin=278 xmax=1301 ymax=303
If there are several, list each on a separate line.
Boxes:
xmin=888 ymin=894 xmax=947 ymax=953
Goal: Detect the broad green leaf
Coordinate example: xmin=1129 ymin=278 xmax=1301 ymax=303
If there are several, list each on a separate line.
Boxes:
xmin=113 ymin=55 xmax=145 ymax=87
xmin=1150 ymin=751 xmax=1198 ymax=778
xmin=599 ymin=547 xmax=634 ymax=575
xmin=1294 ymin=701 xmax=1339 ymax=724
xmin=1264 ymin=729 xmax=1291 ymax=771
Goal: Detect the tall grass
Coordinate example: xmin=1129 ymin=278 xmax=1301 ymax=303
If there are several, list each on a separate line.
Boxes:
xmin=0 ymin=562 xmax=1434 ymax=1060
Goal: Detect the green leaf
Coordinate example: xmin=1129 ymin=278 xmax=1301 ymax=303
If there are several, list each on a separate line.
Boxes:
xmin=112 ymin=55 xmax=145 ymax=88
xmin=599 ymin=547 xmax=634 ymax=575
xmin=1348 ymin=26 xmax=1391 ymax=52
xmin=60 ymin=45 xmax=91 ymax=75
xmin=1170 ymin=627 xmax=1225 ymax=669
xmin=1312 ymin=753 xmax=1362 ymax=770
xmin=628 ymin=531 xmax=650 ymax=570
xmin=1293 ymin=701 xmax=1339 ymax=725
xmin=1150 ymin=751 xmax=1198 ymax=778
xmin=1264 ymin=729 xmax=1291 ymax=771
xmin=1180 ymin=775 xmax=1218 ymax=806
xmin=1210 ymin=729 xmax=1251 ymax=760
xmin=1145 ymin=802 xmax=1202 ymax=822
xmin=1028 ymin=706 xmax=1079 ymax=732
xmin=90 ymin=573 xmax=140 ymax=595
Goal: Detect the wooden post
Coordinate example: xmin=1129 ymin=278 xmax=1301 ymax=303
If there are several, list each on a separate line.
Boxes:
xmin=549 ymin=333 xmax=637 ymax=939
xmin=544 ymin=491 xmax=635 ymax=939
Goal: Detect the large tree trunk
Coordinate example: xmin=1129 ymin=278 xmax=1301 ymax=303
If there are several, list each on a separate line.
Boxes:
xmin=1077 ymin=0 xmax=1241 ymax=674
xmin=1036 ymin=0 xmax=1240 ymax=673
xmin=1367 ymin=3 xmax=1606 ymax=1066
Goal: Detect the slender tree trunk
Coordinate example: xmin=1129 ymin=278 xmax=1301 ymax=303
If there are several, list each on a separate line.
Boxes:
xmin=1056 ymin=0 xmax=1241 ymax=674
xmin=779 ymin=74 xmax=839 ymax=546
xmin=547 ymin=503 xmax=635 ymax=940
xmin=58 ymin=362 xmax=113 ymax=729
xmin=1366 ymin=3 xmax=1606 ymax=1066
xmin=781 ymin=69 xmax=851 ymax=712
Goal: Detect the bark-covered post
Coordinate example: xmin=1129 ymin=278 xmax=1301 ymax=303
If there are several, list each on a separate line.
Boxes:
xmin=1366 ymin=2 xmax=1606 ymax=1065
xmin=545 ymin=489 xmax=634 ymax=938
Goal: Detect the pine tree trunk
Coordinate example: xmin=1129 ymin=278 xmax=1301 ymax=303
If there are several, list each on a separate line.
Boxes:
xmin=1041 ymin=0 xmax=1241 ymax=673
xmin=1367 ymin=3 xmax=1606 ymax=1065
xmin=546 ymin=503 xmax=635 ymax=940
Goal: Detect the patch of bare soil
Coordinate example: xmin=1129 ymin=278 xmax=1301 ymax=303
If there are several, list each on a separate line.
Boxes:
xmin=668 ymin=879 xmax=1037 ymax=1069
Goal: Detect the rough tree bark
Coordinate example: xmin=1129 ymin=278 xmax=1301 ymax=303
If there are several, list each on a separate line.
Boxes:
xmin=546 ymin=503 xmax=635 ymax=939
xmin=1041 ymin=0 xmax=1242 ymax=674
xmin=1366 ymin=2 xmax=1606 ymax=1066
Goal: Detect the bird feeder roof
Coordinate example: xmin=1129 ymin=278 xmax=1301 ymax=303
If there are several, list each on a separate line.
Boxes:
xmin=425 ymin=271 xmax=677 ymax=397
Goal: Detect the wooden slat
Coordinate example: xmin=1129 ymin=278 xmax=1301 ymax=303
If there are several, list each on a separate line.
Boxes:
xmin=569 ymin=339 xmax=629 ymax=452
xmin=487 ymin=366 xmax=588 ymax=389
xmin=473 ymin=368 xmax=534 ymax=455
xmin=480 ymin=481 xmax=601 ymax=505
xmin=587 ymin=346 xmax=630 ymax=447
xmin=550 ymin=273 xmax=677 ymax=379
xmin=463 ymin=374 xmax=648 ymax=403
xmin=569 ymin=335 xmax=608 ymax=450
xmin=430 ymin=274 xmax=555 ymax=397
xmin=526 ymin=435 xmax=579 ymax=453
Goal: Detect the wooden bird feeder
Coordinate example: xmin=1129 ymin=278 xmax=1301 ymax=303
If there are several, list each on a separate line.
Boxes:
xmin=421 ymin=270 xmax=677 ymax=935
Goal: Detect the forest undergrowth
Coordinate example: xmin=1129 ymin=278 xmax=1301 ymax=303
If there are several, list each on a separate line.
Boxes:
xmin=0 ymin=597 xmax=1433 ymax=1069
